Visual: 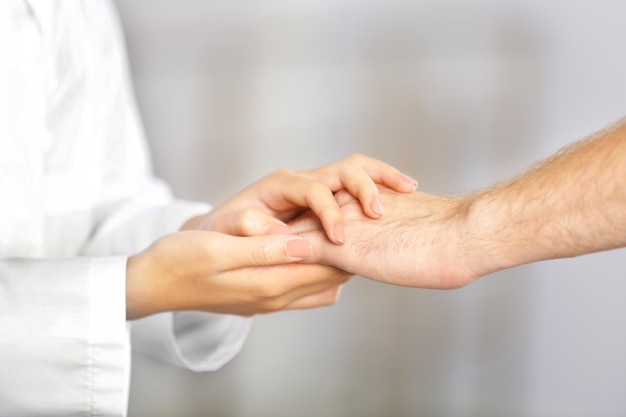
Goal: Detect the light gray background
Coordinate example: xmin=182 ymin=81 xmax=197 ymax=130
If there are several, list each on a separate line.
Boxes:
xmin=115 ymin=1 xmax=626 ymax=416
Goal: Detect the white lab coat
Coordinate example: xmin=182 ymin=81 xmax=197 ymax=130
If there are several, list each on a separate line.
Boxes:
xmin=0 ymin=1 xmax=251 ymax=415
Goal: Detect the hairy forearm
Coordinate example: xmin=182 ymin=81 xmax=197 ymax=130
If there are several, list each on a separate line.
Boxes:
xmin=288 ymin=120 xmax=626 ymax=289
xmin=464 ymin=120 xmax=626 ymax=276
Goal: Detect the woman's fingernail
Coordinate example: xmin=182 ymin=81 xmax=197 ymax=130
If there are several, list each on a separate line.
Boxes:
xmin=404 ymin=175 xmax=418 ymax=189
xmin=370 ymin=197 xmax=383 ymax=216
xmin=334 ymin=224 xmax=345 ymax=244
xmin=286 ymin=238 xmax=312 ymax=259
xmin=267 ymin=223 xmax=291 ymax=235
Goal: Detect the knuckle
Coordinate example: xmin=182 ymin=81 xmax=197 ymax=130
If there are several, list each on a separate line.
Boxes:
xmin=261 ymin=278 xmax=292 ymax=300
xmin=250 ymin=243 xmax=274 ymax=265
xmin=263 ymin=297 xmax=290 ymax=312
xmin=248 ymin=283 xmax=281 ymax=308
xmin=347 ymin=153 xmax=366 ymax=164
xmin=336 ymin=160 xmax=355 ymax=177
xmin=271 ymin=168 xmax=294 ymax=179
xmin=308 ymin=182 xmax=333 ymax=201
xmin=237 ymin=209 xmax=262 ymax=234
xmin=247 ymin=281 xmax=267 ymax=297
xmin=259 ymin=169 xmax=290 ymax=185
xmin=197 ymin=234 xmax=220 ymax=261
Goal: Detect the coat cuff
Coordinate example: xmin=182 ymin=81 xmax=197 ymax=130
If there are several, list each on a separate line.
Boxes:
xmin=131 ymin=311 xmax=252 ymax=371
xmin=0 ymin=256 xmax=130 ymax=416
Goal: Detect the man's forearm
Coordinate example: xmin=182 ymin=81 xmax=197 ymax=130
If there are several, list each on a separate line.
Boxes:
xmin=291 ymin=119 xmax=626 ymax=289
xmin=464 ymin=120 xmax=626 ymax=277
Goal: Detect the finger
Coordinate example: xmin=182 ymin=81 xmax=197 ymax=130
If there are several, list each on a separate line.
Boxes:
xmin=258 ymin=268 xmax=350 ymax=311
xmin=298 ymin=155 xmax=417 ymax=220
xmin=282 ymin=284 xmax=347 ymax=310
xmin=302 ymin=182 xmax=345 ymax=244
xmin=347 ymin=154 xmax=418 ymax=193
xmin=214 ymin=234 xmax=314 ymax=270
xmin=264 ymin=176 xmax=345 ymax=244
xmin=280 ymin=269 xmax=351 ymax=301
xmin=254 ymin=262 xmax=349 ymax=295
xmin=333 ymin=189 xmax=355 ymax=207
xmin=298 ymin=157 xmax=381 ymax=219
xmin=334 ymin=160 xmax=383 ymax=219
xmin=211 ymin=208 xmax=293 ymax=236
xmin=300 ymin=154 xmax=418 ymax=193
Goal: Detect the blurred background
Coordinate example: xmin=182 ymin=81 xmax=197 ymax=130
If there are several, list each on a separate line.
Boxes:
xmin=115 ymin=0 xmax=626 ymax=416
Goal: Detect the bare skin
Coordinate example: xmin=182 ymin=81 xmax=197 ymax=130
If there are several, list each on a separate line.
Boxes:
xmin=292 ymin=119 xmax=626 ymax=289
xmin=126 ymin=154 xmax=417 ymax=320
xmin=126 ymin=231 xmax=350 ymax=319
xmin=188 ymin=154 xmax=417 ymax=241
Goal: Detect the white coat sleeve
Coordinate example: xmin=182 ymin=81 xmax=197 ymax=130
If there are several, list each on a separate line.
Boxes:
xmin=0 ymin=257 xmax=130 ymax=416
xmin=81 ymin=179 xmax=252 ymax=372
xmin=0 ymin=2 xmax=132 ymax=415
xmin=74 ymin=0 xmax=253 ymax=372
xmin=0 ymin=4 xmax=249 ymax=417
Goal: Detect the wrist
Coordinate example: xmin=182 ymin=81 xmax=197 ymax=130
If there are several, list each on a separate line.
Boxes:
xmin=461 ymin=189 xmax=526 ymax=278
xmin=438 ymin=196 xmax=484 ymax=285
xmin=458 ymin=195 xmax=493 ymax=279
xmin=126 ymin=251 xmax=161 ymax=320
xmin=404 ymin=193 xmax=482 ymax=288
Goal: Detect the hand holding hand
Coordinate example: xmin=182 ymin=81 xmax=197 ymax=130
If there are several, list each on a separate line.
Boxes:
xmin=184 ymin=154 xmax=417 ymax=244
xmin=126 ymin=231 xmax=350 ymax=320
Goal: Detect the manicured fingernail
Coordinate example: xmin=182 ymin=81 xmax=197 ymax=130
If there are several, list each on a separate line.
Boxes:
xmin=286 ymin=238 xmax=312 ymax=259
xmin=334 ymin=224 xmax=345 ymax=244
xmin=370 ymin=197 xmax=383 ymax=216
xmin=404 ymin=175 xmax=418 ymax=189
xmin=266 ymin=223 xmax=291 ymax=235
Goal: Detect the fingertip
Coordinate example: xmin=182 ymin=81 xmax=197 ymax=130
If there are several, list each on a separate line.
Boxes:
xmin=285 ymin=238 xmax=313 ymax=260
xmin=402 ymin=175 xmax=418 ymax=191
xmin=316 ymin=204 xmax=346 ymax=244
xmin=333 ymin=223 xmax=346 ymax=245
xmin=322 ymin=221 xmax=345 ymax=245
xmin=390 ymin=177 xmax=418 ymax=193
xmin=369 ymin=196 xmax=383 ymax=217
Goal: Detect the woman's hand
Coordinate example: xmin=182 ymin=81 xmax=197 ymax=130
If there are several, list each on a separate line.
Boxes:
xmin=184 ymin=154 xmax=417 ymax=244
xmin=126 ymin=231 xmax=350 ymax=320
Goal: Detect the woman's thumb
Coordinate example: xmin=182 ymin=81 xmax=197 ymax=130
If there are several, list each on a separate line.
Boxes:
xmin=233 ymin=235 xmax=313 ymax=268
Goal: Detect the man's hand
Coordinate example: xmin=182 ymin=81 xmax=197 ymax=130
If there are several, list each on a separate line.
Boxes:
xmin=291 ymin=187 xmax=479 ymax=289
xmin=292 ymin=119 xmax=626 ymax=290
xmin=126 ymin=231 xmax=350 ymax=320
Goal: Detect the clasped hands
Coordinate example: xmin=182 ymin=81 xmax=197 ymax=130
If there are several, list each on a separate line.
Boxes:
xmin=126 ymin=121 xmax=626 ymax=320
xmin=126 ymin=154 xmax=418 ymax=319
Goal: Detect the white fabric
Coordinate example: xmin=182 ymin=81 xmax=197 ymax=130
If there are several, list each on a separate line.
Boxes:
xmin=0 ymin=1 xmax=251 ymax=415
